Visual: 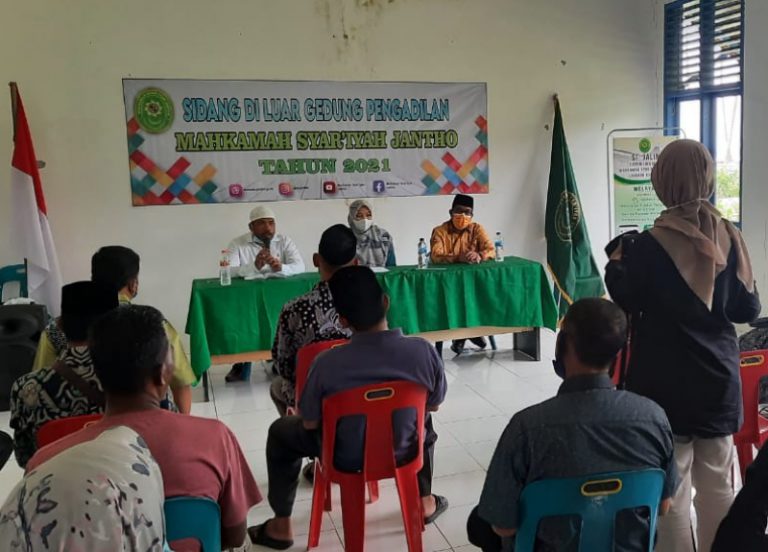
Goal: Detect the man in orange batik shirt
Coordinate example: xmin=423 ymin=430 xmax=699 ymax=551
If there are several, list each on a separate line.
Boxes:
xmin=429 ymin=194 xmax=495 ymax=354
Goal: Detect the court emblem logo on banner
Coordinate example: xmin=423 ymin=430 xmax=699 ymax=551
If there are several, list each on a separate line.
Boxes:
xmin=134 ymin=88 xmax=174 ymax=134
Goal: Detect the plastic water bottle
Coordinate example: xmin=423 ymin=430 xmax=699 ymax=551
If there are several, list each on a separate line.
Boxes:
xmin=219 ymin=249 xmax=232 ymax=286
xmin=418 ymin=238 xmax=428 ymax=269
xmin=494 ymin=232 xmax=504 ymax=262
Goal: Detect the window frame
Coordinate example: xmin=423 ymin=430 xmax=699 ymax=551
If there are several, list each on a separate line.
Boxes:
xmin=663 ymin=0 xmax=744 ymax=222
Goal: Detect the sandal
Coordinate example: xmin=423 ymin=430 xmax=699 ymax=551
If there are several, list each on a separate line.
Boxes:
xmin=424 ymin=494 xmax=449 ymax=524
xmin=248 ymin=520 xmax=293 ymax=550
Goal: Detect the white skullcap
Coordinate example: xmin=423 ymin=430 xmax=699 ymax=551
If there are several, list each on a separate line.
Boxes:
xmin=249 ymin=205 xmax=276 ymax=222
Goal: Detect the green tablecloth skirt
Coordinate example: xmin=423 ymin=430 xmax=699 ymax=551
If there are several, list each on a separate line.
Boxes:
xmin=185 ymin=257 xmax=558 ymax=379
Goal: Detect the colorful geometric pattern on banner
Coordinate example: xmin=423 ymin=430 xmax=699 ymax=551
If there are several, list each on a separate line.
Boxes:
xmin=420 ymin=116 xmax=488 ymax=195
xmin=122 ymin=79 xmax=488 ymax=206
xmin=128 ymin=118 xmax=220 ymax=205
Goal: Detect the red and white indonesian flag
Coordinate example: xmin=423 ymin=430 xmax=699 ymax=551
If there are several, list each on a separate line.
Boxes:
xmin=11 ymin=90 xmax=62 ymax=316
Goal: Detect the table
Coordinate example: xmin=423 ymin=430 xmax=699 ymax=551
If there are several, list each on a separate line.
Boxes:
xmin=186 ymin=257 xmax=559 ymax=381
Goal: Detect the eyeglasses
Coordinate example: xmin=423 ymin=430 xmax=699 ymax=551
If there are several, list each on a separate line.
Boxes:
xmin=452 ymin=208 xmax=473 ymax=216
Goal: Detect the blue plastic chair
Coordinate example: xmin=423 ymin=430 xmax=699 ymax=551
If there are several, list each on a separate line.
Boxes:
xmin=164 ymin=496 xmax=221 ymax=551
xmin=0 ymin=263 xmax=28 ymax=301
xmin=515 ymin=469 xmax=665 ymax=552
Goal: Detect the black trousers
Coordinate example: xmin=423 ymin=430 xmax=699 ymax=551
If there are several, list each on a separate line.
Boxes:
xmin=269 ymin=376 xmax=290 ymax=417
xmin=467 ymin=505 xmax=506 ymax=552
xmin=267 ymin=414 xmax=437 ymax=517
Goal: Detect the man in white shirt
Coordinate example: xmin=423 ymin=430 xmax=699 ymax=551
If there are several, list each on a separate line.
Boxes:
xmin=228 ymin=205 xmax=305 ymax=278
xmin=225 ymin=205 xmax=305 ymax=382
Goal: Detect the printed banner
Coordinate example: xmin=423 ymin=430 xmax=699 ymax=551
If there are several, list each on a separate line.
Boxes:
xmin=122 ymin=79 xmax=488 ymax=206
xmin=612 ymin=136 xmax=677 ymax=236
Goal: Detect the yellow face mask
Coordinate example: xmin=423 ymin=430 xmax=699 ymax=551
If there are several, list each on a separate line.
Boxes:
xmin=452 ymin=213 xmax=472 ymax=230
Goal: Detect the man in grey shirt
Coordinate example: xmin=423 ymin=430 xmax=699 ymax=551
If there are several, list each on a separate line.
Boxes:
xmin=468 ymin=298 xmax=678 ymax=552
xmin=249 ymin=266 xmax=448 ymax=550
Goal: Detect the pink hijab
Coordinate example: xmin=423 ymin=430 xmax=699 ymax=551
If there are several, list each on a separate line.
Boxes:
xmin=650 ymin=139 xmax=753 ymax=310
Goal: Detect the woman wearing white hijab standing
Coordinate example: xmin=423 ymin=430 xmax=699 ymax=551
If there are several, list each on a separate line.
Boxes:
xmin=605 ymin=139 xmax=761 ymax=552
xmin=347 ymin=199 xmax=397 ymax=267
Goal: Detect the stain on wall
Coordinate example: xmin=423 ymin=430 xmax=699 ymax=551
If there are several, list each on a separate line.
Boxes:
xmin=314 ymin=0 xmax=403 ymax=71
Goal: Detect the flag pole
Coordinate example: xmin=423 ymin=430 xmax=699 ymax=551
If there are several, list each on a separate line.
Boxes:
xmin=9 ymin=83 xmax=45 ymax=169
xmin=9 ymin=82 xmax=18 ymax=139
xmin=8 ymin=82 xmax=25 ymax=293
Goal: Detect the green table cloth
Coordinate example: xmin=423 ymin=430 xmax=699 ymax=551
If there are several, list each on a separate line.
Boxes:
xmin=186 ymin=257 xmax=558 ymax=379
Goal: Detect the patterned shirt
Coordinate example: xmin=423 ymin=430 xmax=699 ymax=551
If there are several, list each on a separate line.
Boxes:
xmin=32 ymin=295 xmax=196 ymax=387
xmin=739 ymin=324 xmax=768 ymax=352
xmin=271 ymin=281 xmax=351 ymax=405
xmin=10 ymin=346 xmax=104 ymax=468
xmin=45 ymin=318 xmax=67 ymax=352
xmin=0 ymin=426 xmax=167 ymax=552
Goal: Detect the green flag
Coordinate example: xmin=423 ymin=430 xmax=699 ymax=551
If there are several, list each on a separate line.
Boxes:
xmin=545 ymin=98 xmax=605 ymax=320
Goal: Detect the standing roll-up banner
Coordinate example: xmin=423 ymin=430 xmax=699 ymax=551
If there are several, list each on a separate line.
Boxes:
xmin=122 ymin=79 xmax=488 ymax=206
xmin=608 ymin=132 xmax=680 ymax=238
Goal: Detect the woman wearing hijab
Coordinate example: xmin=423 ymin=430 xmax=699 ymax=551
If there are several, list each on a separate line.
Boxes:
xmin=0 ymin=426 xmax=167 ymax=551
xmin=347 ymin=199 xmax=396 ymax=267
xmin=605 ymin=139 xmax=761 ymax=552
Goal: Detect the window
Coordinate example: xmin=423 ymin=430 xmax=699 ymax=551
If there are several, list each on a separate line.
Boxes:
xmin=664 ymin=0 xmax=744 ymax=222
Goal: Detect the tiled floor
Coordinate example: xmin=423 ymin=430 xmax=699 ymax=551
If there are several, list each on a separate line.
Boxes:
xmin=0 ymin=332 xmax=560 ymax=551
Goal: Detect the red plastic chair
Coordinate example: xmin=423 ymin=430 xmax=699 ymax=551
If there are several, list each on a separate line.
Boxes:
xmin=294 ymin=339 xmax=349 ymax=412
xmin=307 ymin=380 xmax=428 ymax=552
xmin=294 ymin=339 xmax=380 ymax=505
xmin=611 ymin=333 xmax=632 ymax=388
xmin=36 ymin=413 xmax=103 ymax=448
xmin=735 ymin=350 xmax=768 ymax=478
xmin=611 ymin=355 xmax=623 ymax=387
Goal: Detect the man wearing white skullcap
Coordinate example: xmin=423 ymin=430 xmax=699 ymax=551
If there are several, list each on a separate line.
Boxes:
xmin=227 ymin=205 xmax=305 ymax=278
xmin=225 ymin=206 xmax=305 ymax=382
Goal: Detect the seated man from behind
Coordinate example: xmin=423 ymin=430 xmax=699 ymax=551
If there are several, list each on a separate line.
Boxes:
xmin=250 ymin=266 xmax=448 ymax=550
xmin=270 ymin=224 xmax=356 ymax=415
xmin=27 ymin=305 xmax=263 ymax=552
xmin=467 ymin=298 xmax=678 ymax=552
xmin=429 ymin=193 xmax=495 ymax=354
xmin=11 ymin=281 xmax=117 ymax=468
xmin=33 ymin=245 xmax=196 ymax=414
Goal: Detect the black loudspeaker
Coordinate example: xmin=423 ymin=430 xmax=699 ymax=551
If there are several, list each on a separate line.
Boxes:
xmin=0 ymin=304 xmax=48 ymax=411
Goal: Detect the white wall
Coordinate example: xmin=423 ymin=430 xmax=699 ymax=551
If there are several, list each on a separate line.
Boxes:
xmin=741 ymin=0 xmax=768 ymax=307
xmin=0 ymin=0 xmax=662 ymax=337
